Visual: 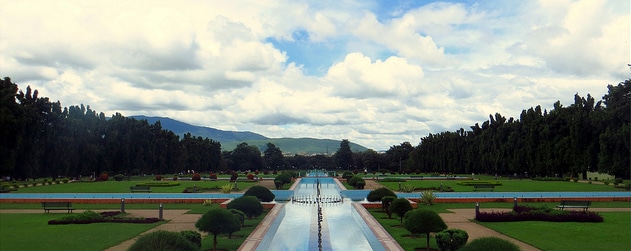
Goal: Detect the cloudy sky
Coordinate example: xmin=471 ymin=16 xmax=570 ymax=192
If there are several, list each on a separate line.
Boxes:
xmin=1 ymin=0 xmax=629 ymax=150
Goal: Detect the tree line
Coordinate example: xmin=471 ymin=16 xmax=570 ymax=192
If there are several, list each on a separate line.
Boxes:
xmin=406 ymin=79 xmax=630 ymax=179
xmin=1 ymin=76 xmax=628 ymax=179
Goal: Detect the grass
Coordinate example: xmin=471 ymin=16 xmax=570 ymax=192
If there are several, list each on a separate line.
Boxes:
xmin=0 ymin=213 xmax=165 ymax=251
xmin=8 ymin=179 xmax=257 ymax=193
xmin=477 ymin=212 xmax=631 ymax=251
xmin=376 ymin=179 xmax=623 ymax=192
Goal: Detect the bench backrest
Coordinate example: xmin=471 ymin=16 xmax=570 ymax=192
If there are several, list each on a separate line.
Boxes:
xmin=41 ymin=202 xmax=71 ymax=207
xmin=560 ymin=200 xmax=591 ymax=206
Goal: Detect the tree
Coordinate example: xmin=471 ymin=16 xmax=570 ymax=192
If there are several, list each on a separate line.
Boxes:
xmin=274 ymin=173 xmax=292 ymax=189
xmin=243 ymin=185 xmax=275 ymax=202
xmin=226 ymin=196 xmax=263 ymax=219
xmin=227 ymin=142 xmax=263 ymax=171
xmin=366 ymin=187 xmax=397 ymax=212
xmin=196 ymin=208 xmax=241 ymax=251
xmin=389 ymin=198 xmax=413 ymax=225
xmin=403 ymin=209 xmax=448 ymax=250
xmin=263 ymin=142 xmax=285 ymax=169
xmin=334 ymin=139 xmax=353 ymax=170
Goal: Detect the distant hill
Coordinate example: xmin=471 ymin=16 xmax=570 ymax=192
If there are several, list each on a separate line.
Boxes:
xmin=131 ymin=116 xmax=368 ymax=154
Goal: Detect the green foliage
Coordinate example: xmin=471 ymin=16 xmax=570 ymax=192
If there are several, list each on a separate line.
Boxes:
xmin=114 ymin=174 xmax=125 ymax=181
xmin=342 ymin=172 xmax=354 ymax=182
xmin=379 ymin=178 xmax=406 ymax=182
xmin=202 ymin=199 xmax=213 ymax=206
xmin=274 ymin=173 xmax=291 ymax=189
xmin=135 ymin=182 xmax=180 ymax=187
xmin=228 ymin=209 xmax=245 ymax=226
xmin=401 ymin=184 xmax=415 ymax=192
xmin=435 ymin=229 xmax=469 ymax=251
xmin=420 ymin=190 xmax=437 ymax=206
xmin=128 ymin=230 xmax=199 ymax=251
xmin=196 ymin=208 xmax=241 ymax=251
xmin=243 ymin=185 xmax=275 ymax=202
xmin=389 ymin=198 xmax=413 ymax=225
xmin=227 ymin=196 xmax=263 ymax=219
xmin=381 ymin=196 xmax=396 ymax=217
xmin=60 ymin=210 xmax=102 ymax=221
xmin=367 ymin=187 xmax=396 ymax=202
xmin=220 ymin=184 xmax=233 ymax=193
xmin=403 ymin=209 xmax=448 ymax=249
xmin=179 ymin=230 xmax=202 ymax=248
xmin=348 ymin=175 xmax=365 ymax=189
xmin=458 ymin=237 xmax=520 ymax=251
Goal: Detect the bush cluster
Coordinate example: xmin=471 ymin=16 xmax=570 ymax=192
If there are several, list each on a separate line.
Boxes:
xmin=476 ymin=205 xmax=604 ymax=222
xmin=243 ymin=185 xmax=275 ymax=202
xmin=114 ymin=174 xmax=125 ymax=181
xmin=435 ymin=229 xmax=469 ymax=251
xmin=458 ymin=237 xmax=519 ymax=251
xmin=128 ymin=230 xmax=198 ymax=251
xmin=191 ymin=173 xmax=201 ymax=181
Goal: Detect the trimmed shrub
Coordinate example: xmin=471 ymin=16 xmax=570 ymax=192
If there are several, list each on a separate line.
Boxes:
xmin=114 ymin=174 xmax=125 ymax=181
xmin=614 ymin=178 xmax=623 ymax=185
xmin=98 ymin=173 xmax=109 ymax=181
xmin=477 ymin=205 xmax=603 ymax=222
xmin=243 ymin=185 xmax=275 ymax=202
xmin=274 ymin=173 xmax=291 ymax=189
xmin=179 ymin=230 xmax=201 ymax=248
xmin=349 ymin=176 xmax=365 ymax=189
xmin=196 ymin=208 xmax=241 ymax=251
xmin=191 ymin=173 xmax=201 ymax=181
xmin=155 ymin=175 xmax=162 ymax=181
xmin=458 ymin=237 xmax=520 ymax=251
xmin=209 ymin=173 xmax=217 ymax=180
xmin=173 ymin=175 xmax=178 ymax=181
xmin=342 ymin=172 xmax=354 ymax=182
xmin=389 ymin=198 xmax=413 ymax=225
xmin=128 ymin=230 xmax=198 ymax=251
xmin=227 ymin=196 xmax=263 ymax=219
xmin=247 ymin=173 xmax=255 ymax=180
xmin=403 ymin=209 xmax=447 ymax=250
xmin=366 ymin=187 xmax=396 ymax=202
xmin=230 ymin=172 xmax=238 ymax=181
xmin=381 ymin=196 xmax=396 ymax=218
xmin=435 ymin=229 xmax=469 ymax=251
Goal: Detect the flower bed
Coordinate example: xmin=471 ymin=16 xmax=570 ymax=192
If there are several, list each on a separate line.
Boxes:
xmin=48 ymin=211 xmax=162 ymax=225
xmin=476 ymin=205 xmax=603 ymax=222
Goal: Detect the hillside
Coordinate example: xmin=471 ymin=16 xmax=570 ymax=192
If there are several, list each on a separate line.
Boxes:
xmin=132 ymin=116 xmax=368 ymax=154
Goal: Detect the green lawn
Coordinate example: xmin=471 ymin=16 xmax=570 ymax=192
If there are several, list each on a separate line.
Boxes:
xmin=0 ymin=213 xmax=165 ymax=251
xmin=477 ymin=212 xmax=631 ymax=251
xmin=8 ymin=179 xmax=257 ymax=193
xmin=376 ymin=179 xmax=622 ymax=192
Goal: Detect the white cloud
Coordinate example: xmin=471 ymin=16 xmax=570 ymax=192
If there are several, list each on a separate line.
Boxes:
xmin=0 ymin=0 xmax=626 ymax=150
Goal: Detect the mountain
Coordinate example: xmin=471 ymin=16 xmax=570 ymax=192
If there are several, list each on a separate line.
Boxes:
xmin=131 ymin=116 xmax=368 ymax=154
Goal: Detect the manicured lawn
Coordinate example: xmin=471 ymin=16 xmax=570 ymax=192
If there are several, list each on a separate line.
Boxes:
xmin=477 ymin=212 xmax=631 ymax=251
xmin=0 ymin=213 xmax=165 ymax=251
xmin=377 ymin=179 xmax=622 ymax=192
xmin=10 ymin=179 xmax=257 ymax=193
xmin=368 ymin=208 xmax=441 ymax=250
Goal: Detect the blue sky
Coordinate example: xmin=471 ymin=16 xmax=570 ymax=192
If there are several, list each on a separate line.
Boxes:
xmin=0 ymin=0 xmax=628 ymax=150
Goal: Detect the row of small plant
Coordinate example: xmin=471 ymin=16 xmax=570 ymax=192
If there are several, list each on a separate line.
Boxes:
xmin=48 ymin=210 xmax=162 ymax=225
xmin=475 ymin=205 xmax=604 ymax=222
xmin=456 ymin=181 xmax=502 ymax=186
xmin=134 ymin=182 xmax=180 ymax=187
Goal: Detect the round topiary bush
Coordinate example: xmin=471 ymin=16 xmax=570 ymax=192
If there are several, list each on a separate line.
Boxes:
xmin=348 ymin=175 xmax=364 ymax=188
xmin=458 ymin=237 xmax=520 ymax=251
xmin=114 ymin=174 xmax=125 ymax=181
xmin=435 ymin=229 xmax=469 ymax=251
xmin=367 ymin=187 xmax=396 ymax=202
xmin=274 ymin=173 xmax=291 ymax=189
xmin=191 ymin=173 xmax=201 ymax=181
xmin=403 ymin=209 xmax=447 ymax=249
xmin=243 ymin=185 xmax=275 ymax=202
xmin=128 ymin=230 xmax=199 ymax=251
xmin=227 ymin=196 xmax=263 ymax=219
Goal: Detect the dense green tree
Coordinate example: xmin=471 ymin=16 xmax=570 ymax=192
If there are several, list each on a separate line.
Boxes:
xmin=389 ymin=198 xmax=413 ymax=225
xmin=226 ymin=196 xmax=263 ymax=219
xmin=334 ymin=139 xmax=353 ymax=170
xmin=226 ymin=142 xmax=263 ymax=171
xmin=263 ymin=142 xmax=286 ymax=169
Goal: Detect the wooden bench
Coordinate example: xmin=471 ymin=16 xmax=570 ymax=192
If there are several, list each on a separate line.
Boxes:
xmin=130 ymin=186 xmax=151 ymax=193
xmin=473 ymin=184 xmax=495 ymax=191
xmin=41 ymin=202 xmax=74 ymax=213
xmin=557 ymin=200 xmax=591 ymax=212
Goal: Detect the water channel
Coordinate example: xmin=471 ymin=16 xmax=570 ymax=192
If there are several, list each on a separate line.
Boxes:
xmin=255 ymin=171 xmax=386 ymax=251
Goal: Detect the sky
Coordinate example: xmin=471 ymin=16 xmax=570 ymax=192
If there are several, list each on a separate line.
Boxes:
xmin=1 ymin=0 xmax=629 ymax=151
